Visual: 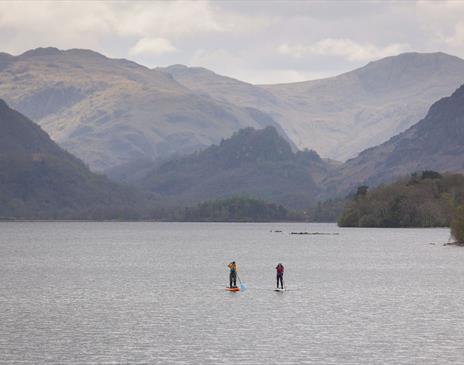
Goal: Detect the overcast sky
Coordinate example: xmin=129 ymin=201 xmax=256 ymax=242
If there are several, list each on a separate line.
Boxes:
xmin=1 ymin=0 xmax=464 ymax=84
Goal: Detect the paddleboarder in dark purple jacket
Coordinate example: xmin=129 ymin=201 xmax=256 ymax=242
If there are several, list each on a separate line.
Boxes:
xmin=276 ymin=263 xmax=284 ymax=289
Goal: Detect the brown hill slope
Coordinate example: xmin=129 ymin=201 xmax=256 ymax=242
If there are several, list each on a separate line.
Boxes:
xmin=0 ymin=48 xmax=286 ymax=171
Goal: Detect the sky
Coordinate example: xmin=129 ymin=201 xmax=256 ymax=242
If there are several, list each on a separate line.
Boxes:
xmin=1 ymin=0 xmax=464 ymax=84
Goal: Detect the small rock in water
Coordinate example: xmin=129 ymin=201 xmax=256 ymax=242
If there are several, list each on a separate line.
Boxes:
xmin=290 ymin=232 xmax=339 ymax=235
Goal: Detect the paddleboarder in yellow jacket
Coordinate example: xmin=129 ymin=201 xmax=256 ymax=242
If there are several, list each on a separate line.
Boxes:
xmin=228 ymin=261 xmax=237 ymax=288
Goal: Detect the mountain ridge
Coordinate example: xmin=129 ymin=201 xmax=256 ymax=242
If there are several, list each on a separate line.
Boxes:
xmin=2 ymin=47 xmax=463 ymax=179
xmin=165 ymin=51 xmax=464 ymax=161
xmin=326 ymin=83 xmax=464 ymax=194
xmin=0 ymin=47 xmax=289 ymax=171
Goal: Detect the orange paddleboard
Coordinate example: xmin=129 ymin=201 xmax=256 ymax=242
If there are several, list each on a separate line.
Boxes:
xmin=225 ymin=287 xmax=240 ymax=292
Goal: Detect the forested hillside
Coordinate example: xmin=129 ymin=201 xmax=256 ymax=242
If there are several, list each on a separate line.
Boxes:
xmin=338 ymin=172 xmax=464 ymax=227
xmin=0 ymin=100 xmax=151 ymax=219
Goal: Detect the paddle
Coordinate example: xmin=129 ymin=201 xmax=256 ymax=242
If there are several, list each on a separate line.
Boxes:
xmin=237 ymin=273 xmax=246 ymax=291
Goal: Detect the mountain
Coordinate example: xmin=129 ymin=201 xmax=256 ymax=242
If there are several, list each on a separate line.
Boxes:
xmin=263 ymin=52 xmax=464 ymax=160
xmin=136 ymin=126 xmax=332 ymax=210
xmin=0 ymin=99 xmax=148 ymax=219
xmin=327 ymin=84 xmax=464 ymax=194
xmin=164 ymin=53 xmax=464 ymax=161
xmin=3 ymin=47 xmax=463 ymax=181
xmin=0 ymin=47 xmax=288 ymax=172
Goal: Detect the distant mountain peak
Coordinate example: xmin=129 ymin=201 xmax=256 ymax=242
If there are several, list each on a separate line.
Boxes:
xmin=19 ymin=47 xmax=63 ymax=58
xmin=18 ymin=47 xmax=110 ymax=61
xmin=356 ymin=51 xmax=464 ymax=78
xmin=213 ymin=126 xmax=294 ymax=164
xmin=162 ymin=64 xmax=216 ymax=77
xmin=164 ymin=64 xmax=188 ymax=70
xmin=365 ymin=51 xmax=453 ymax=65
xmin=65 ymin=48 xmax=108 ymax=59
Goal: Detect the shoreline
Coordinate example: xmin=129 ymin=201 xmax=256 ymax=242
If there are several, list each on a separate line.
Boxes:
xmin=0 ymin=219 xmax=320 ymax=223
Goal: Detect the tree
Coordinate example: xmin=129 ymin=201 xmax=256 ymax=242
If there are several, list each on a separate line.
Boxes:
xmin=451 ymin=205 xmax=464 ymax=243
xmin=421 ymin=170 xmax=442 ymax=180
xmin=355 ymin=185 xmax=368 ymax=198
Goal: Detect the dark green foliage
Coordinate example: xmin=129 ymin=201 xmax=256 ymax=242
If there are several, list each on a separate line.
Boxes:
xmin=355 ymin=185 xmax=369 ymax=198
xmin=180 ymin=196 xmax=303 ymax=222
xmin=421 ymin=170 xmax=442 ymax=180
xmin=338 ymin=172 xmax=464 ymax=227
xmin=451 ymin=205 xmax=464 ymax=243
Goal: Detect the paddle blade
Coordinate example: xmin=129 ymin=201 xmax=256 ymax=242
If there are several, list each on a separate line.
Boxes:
xmin=240 ymin=283 xmax=246 ymax=291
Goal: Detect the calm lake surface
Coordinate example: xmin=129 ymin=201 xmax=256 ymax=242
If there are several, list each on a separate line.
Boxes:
xmin=1 ymin=222 xmax=463 ymax=364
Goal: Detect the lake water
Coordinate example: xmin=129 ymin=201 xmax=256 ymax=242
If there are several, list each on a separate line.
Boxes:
xmin=1 ymin=222 xmax=463 ymax=364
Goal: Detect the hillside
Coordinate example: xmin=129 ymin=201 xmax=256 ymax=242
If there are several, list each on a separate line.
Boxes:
xmin=0 ymin=48 xmax=287 ymax=171
xmin=164 ymin=53 xmax=464 ymax=161
xmin=136 ymin=126 xmax=332 ymax=210
xmin=327 ymin=84 xmax=464 ymax=194
xmin=0 ymin=100 xmax=148 ymax=219
xmin=159 ymin=64 xmax=279 ymax=112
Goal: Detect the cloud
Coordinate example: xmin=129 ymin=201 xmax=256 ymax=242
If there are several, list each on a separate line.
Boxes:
xmin=0 ymin=1 xmax=113 ymax=53
xmin=0 ymin=1 xmax=463 ymax=83
xmin=129 ymin=37 xmax=176 ymax=56
xmin=0 ymin=1 xmax=226 ymax=55
xmin=190 ymin=48 xmax=331 ymax=84
xmin=113 ymin=1 xmax=224 ymax=38
xmin=278 ymin=39 xmax=410 ymax=62
xmin=445 ymin=23 xmax=464 ymax=49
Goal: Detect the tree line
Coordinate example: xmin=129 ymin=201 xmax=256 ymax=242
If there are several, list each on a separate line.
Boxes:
xmin=179 ymin=196 xmax=305 ymax=222
xmin=337 ymin=171 xmax=464 ymax=242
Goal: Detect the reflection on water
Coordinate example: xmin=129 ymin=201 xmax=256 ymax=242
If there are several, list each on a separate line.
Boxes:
xmin=1 ymin=222 xmax=463 ymax=364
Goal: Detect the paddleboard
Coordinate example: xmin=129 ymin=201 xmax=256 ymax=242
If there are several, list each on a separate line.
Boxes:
xmin=274 ymin=288 xmax=286 ymax=292
xmin=225 ymin=287 xmax=240 ymax=292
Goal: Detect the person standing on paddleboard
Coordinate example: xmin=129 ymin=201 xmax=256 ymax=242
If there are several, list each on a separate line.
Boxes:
xmin=228 ymin=261 xmax=238 ymax=288
xmin=276 ymin=263 xmax=284 ymax=289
